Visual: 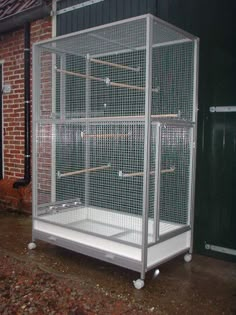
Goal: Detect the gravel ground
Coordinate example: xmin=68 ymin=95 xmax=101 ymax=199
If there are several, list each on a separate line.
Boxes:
xmin=0 ymin=250 xmax=149 ymax=315
xmin=0 ymin=212 xmax=235 ymax=315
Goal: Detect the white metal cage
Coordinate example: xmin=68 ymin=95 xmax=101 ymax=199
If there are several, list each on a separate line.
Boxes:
xmin=32 ymin=14 xmax=199 ymax=288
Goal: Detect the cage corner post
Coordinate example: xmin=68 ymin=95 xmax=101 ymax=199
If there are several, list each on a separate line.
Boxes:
xmin=140 ymin=15 xmax=154 ymax=284
xmin=31 ymin=44 xmax=41 ymax=244
xmin=189 ymin=37 xmax=200 ymax=255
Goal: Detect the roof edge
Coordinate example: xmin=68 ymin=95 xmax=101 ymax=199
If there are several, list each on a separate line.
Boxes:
xmin=0 ymin=2 xmax=51 ymax=35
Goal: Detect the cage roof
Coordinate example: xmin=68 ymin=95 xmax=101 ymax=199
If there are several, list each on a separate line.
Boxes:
xmin=39 ymin=14 xmax=195 ymax=58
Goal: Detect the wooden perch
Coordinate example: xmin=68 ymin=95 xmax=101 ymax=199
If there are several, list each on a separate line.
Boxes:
xmin=89 ymin=57 xmax=140 ymax=72
xmin=119 ymin=167 xmax=175 ymax=178
xmin=110 ymin=80 xmax=159 ymax=93
xmin=56 ymin=68 xmax=159 ymax=93
xmin=159 ymin=167 xmax=175 ymax=174
xmin=56 ymin=68 xmax=104 ymax=83
xmin=58 ymin=164 xmax=111 ymax=178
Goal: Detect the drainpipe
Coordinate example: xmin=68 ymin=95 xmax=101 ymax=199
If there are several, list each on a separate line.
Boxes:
xmin=13 ymin=22 xmax=31 ymax=188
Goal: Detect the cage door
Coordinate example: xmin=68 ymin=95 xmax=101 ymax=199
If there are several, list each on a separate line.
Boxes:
xmin=151 ymin=123 xmax=193 ymax=244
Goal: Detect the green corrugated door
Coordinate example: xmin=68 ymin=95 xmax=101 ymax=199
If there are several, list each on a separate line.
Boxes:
xmin=156 ymin=0 xmax=236 ymax=262
xmin=195 ymin=110 xmax=236 ymax=261
xmin=56 ymin=0 xmax=157 ymax=35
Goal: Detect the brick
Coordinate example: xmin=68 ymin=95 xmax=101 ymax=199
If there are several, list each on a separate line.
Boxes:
xmin=0 ymin=16 xmax=52 ymax=213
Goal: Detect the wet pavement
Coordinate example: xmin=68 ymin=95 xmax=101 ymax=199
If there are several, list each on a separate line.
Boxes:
xmin=0 ymin=210 xmax=236 ymax=314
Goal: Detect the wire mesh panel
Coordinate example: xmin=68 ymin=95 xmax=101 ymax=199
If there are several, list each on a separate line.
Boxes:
xmin=147 ymin=122 xmax=192 ymax=243
xmin=39 ymin=50 xmax=54 ymax=119
xmin=159 ymin=124 xmax=192 ymax=226
xmin=45 ymin=18 xmax=148 ymax=119
xmin=36 ymin=120 xmax=146 ymax=245
xmin=152 ymin=42 xmax=195 ymax=121
xmin=37 ymin=123 xmax=54 ymax=205
xmin=33 ymin=14 xmax=198 ymax=275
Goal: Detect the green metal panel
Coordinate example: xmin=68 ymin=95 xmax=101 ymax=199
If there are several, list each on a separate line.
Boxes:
xmin=208 ymin=113 xmax=236 ymax=249
xmin=195 ymin=112 xmax=236 ymax=262
xmin=156 ymin=0 xmax=236 ymax=260
xmin=56 ymin=0 xmax=158 ymax=35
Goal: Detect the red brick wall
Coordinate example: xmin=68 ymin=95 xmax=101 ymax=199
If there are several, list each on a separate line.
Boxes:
xmin=0 ymin=16 xmax=52 ymax=213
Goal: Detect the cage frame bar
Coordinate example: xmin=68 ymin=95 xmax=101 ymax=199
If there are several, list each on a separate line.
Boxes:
xmin=92 ymin=38 xmax=192 ymax=59
xmin=43 ymin=114 xmax=178 ymax=124
xmin=141 ymin=14 xmax=153 ymax=280
xmin=188 ymin=38 xmax=199 ymax=254
xmin=153 ymin=123 xmax=162 ymax=242
xmin=32 ymin=44 xmax=41 ymax=241
xmin=85 ymin=54 xmax=92 ymax=208
xmin=42 ymin=38 xmax=191 ymax=61
xmin=59 ymin=55 xmax=66 ymax=119
xmin=51 ymin=50 xmax=57 ymax=203
xmin=33 ymin=14 xmax=196 ymax=48
xmin=37 ymin=116 xmax=189 ymax=126
xmin=147 ymin=225 xmax=191 ymax=248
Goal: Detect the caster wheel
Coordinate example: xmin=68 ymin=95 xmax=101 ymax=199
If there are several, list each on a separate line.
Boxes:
xmin=28 ymin=242 xmax=37 ymax=250
xmin=184 ymin=253 xmax=192 ymax=263
xmin=133 ymin=279 xmax=145 ymax=290
xmin=153 ymin=268 xmax=160 ymax=278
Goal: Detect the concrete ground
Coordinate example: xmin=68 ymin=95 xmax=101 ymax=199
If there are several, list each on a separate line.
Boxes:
xmin=0 ymin=210 xmax=235 ymax=314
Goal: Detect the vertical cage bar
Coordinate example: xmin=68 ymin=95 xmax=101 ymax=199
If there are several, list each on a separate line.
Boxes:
xmin=60 ymin=55 xmax=66 ymax=119
xmin=85 ymin=55 xmax=91 ymax=207
xmin=192 ymin=39 xmax=199 ymax=124
xmin=188 ymin=38 xmax=199 ymax=253
xmin=32 ymin=44 xmax=41 ymax=225
xmin=188 ymin=128 xmax=194 ymax=226
xmin=50 ymin=0 xmax=57 ymax=203
xmin=141 ymin=15 xmax=153 ymax=280
xmin=51 ymin=52 xmax=57 ymax=203
xmin=153 ymin=123 xmax=162 ymax=242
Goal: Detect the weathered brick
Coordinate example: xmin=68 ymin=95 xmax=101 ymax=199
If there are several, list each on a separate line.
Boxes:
xmin=0 ymin=16 xmax=52 ymax=213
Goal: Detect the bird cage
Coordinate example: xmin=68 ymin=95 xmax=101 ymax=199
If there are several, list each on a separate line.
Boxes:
xmin=31 ymin=14 xmax=199 ymax=289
